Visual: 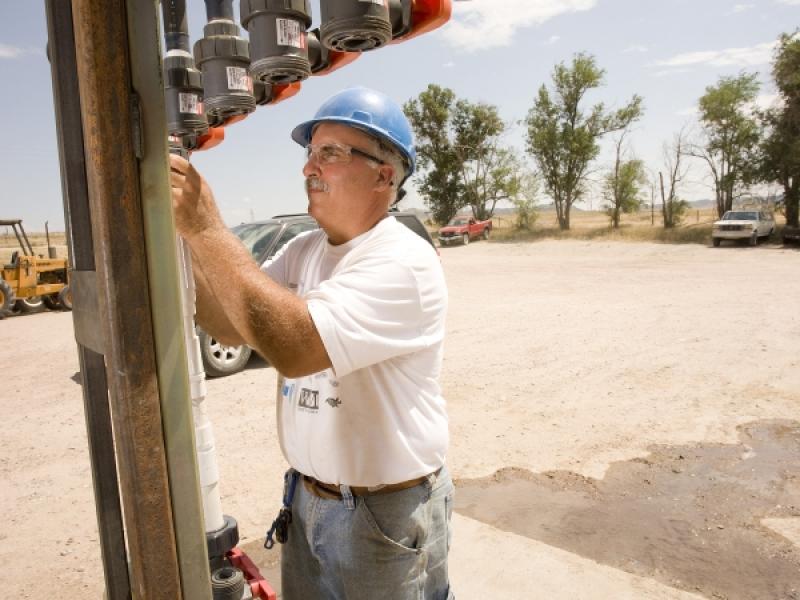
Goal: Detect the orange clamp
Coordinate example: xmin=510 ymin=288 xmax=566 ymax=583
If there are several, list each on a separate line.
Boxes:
xmin=391 ymin=0 xmax=452 ymax=44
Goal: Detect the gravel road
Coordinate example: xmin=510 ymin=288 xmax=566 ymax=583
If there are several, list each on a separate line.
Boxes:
xmin=1 ymin=240 xmax=798 ymax=599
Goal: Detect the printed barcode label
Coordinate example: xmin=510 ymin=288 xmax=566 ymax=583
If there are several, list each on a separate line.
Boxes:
xmin=276 ymin=18 xmax=304 ymax=48
xmin=179 ymin=93 xmax=200 ymax=115
xmin=226 ymin=66 xmax=252 ymax=92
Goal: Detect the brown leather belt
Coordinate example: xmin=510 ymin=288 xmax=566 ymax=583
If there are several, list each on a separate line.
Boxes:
xmin=302 ymin=472 xmax=436 ymax=501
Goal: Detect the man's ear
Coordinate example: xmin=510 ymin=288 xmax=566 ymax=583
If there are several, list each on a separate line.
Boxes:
xmin=375 ymin=164 xmax=394 ymax=189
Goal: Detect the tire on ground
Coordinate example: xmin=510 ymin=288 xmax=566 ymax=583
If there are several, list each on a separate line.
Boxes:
xmin=0 ymin=279 xmax=15 ymax=317
xmin=16 ymin=296 xmax=45 ymax=313
xmin=58 ymin=285 xmax=73 ymax=311
xmin=198 ymin=327 xmax=253 ymax=377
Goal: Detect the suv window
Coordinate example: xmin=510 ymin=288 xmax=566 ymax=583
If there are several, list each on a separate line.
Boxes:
xmin=269 ymin=222 xmax=318 ymax=259
xmin=393 ymin=213 xmax=436 ymax=249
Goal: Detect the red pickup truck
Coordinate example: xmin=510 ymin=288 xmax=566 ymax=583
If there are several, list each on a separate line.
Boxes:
xmin=438 ymin=216 xmax=492 ymax=246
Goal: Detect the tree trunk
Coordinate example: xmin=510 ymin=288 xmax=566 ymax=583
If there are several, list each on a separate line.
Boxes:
xmin=786 ymin=181 xmax=799 ymax=227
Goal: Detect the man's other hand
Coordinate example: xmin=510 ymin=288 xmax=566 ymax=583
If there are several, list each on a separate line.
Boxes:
xmin=169 ymin=154 xmax=225 ymax=240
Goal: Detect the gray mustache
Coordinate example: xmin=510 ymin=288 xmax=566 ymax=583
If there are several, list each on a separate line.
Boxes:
xmin=305 ymin=178 xmax=329 ymax=193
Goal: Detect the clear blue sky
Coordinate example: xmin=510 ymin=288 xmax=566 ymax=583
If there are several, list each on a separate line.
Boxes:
xmin=0 ymin=0 xmax=796 ymax=231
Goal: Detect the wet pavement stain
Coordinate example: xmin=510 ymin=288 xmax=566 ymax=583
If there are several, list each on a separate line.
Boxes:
xmin=454 ymin=420 xmax=800 ymax=600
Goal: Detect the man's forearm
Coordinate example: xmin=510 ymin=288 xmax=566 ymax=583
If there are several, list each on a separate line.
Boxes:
xmin=184 ymin=226 xmax=331 ymax=377
xmin=193 ymin=258 xmax=246 ymax=347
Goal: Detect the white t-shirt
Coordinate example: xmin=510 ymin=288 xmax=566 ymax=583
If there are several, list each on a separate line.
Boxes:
xmin=262 ymin=216 xmax=448 ymax=487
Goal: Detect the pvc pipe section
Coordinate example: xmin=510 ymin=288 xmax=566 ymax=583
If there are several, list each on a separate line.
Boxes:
xmin=177 ymin=237 xmax=225 ymax=533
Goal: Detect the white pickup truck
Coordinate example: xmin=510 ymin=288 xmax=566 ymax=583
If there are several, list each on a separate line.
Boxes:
xmin=711 ymin=210 xmax=775 ymax=247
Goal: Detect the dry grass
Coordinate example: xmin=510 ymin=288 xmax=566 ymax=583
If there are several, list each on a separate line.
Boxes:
xmin=0 ymin=230 xmax=68 ymax=263
xmin=486 ymin=208 xmax=786 ymax=246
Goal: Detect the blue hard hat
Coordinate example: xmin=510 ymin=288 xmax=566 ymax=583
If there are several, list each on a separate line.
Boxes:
xmin=291 ymin=87 xmax=416 ymax=180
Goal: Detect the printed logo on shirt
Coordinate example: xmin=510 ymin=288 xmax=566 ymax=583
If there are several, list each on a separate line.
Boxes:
xmin=281 ymin=382 xmax=295 ymax=398
xmin=326 ymin=397 xmax=341 ymax=408
xmin=298 ymin=388 xmax=319 ymax=411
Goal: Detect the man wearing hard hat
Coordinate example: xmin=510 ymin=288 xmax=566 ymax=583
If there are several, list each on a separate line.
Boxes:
xmin=171 ymin=87 xmax=453 ymax=600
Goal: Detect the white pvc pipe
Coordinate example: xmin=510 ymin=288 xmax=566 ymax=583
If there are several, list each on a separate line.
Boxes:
xmin=177 ymin=237 xmax=225 ymax=533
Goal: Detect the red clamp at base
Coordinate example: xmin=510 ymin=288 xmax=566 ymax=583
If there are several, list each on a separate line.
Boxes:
xmin=227 ymin=547 xmax=278 ymax=600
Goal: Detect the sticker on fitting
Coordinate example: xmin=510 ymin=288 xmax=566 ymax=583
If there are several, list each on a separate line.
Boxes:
xmin=179 ymin=92 xmax=201 ymax=115
xmin=226 ymin=66 xmax=252 ymax=92
xmin=276 ymin=18 xmax=305 ymax=48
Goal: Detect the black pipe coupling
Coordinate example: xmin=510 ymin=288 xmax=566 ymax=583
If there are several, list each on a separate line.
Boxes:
xmin=240 ymin=0 xmax=312 ymax=85
xmin=194 ymin=2 xmax=256 ymax=127
xmin=163 ymin=51 xmax=209 ymax=139
xmin=320 ymin=0 xmax=392 ymax=52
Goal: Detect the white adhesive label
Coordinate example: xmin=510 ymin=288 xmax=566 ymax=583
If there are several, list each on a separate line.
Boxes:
xmin=178 ymin=92 xmax=201 ymax=115
xmin=359 ymin=0 xmax=385 ymax=4
xmin=276 ymin=18 xmax=304 ymax=48
xmin=226 ymin=66 xmax=252 ymax=92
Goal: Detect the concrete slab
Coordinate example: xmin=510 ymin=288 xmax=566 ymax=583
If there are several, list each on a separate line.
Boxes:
xmin=449 ymin=514 xmax=707 ymax=600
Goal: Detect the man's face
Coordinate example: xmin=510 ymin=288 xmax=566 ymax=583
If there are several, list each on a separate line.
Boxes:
xmin=302 ymin=123 xmax=388 ymax=242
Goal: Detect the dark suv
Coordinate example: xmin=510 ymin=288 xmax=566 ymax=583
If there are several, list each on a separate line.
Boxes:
xmin=199 ymin=210 xmax=435 ymax=376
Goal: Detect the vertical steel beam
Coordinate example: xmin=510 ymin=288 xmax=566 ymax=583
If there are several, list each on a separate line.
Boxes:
xmin=70 ymin=0 xmax=182 ymax=597
xmin=44 ymin=1 xmax=131 ymax=598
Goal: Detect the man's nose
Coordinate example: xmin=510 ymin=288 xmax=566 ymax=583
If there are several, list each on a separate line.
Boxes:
xmin=303 ymin=154 xmax=321 ymax=177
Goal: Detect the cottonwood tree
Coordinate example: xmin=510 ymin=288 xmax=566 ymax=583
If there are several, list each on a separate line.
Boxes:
xmin=604 ymin=158 xmax=647 ymax=228
xmin=604 ymin=117 xmax=646 ymax=228
xmin=512 ymin=170 xmax=541 ymax=230
xmin=525 ymin=53 xmax=643 ymax=230
xmin=402 ymin=85 xmax=461 ymax=224
xmin=692 ymin=73 xmax=761 ymax=218
xmin=660 ymin=128 xmax=691 ymax=228
xmin=404 ymin=85 xmax=519 ymax=224
xmin=758 ymin=31 xmax=800 ymax=227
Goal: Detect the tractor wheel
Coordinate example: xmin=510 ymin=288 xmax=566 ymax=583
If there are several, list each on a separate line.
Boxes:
xmin=16 ymin=296 xmax=45 ymax=313
xmin=483 ymin=228 xmax=490 ymax=240
xmin=0 ymin=279 xmax=15 ymax=316
xmin=58 ymin=285 xmax=73 ymax=311
xmin=462 ymin=233 xmax=469 ymax=245
xmin=43 ymin=293 xmax=62 ymax=310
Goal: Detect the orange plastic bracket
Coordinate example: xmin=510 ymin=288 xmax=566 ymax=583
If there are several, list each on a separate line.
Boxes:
xmin=312 ymin=50 xmax=361 ymax=77
xmin=270 ymin=82 xmax=303 ymax=105
xmin=390 ymin=0 xmax=452 ymax=44
xmin=194 ymin=126 xmax=225 ymax=152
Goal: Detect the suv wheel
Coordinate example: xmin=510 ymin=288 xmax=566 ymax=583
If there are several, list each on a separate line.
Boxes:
xmin=198 ymin=327 xmax=253 ymax=377
xmin=712 ymin=237 xmax=721 ymax=247
xmin=462 ymin=233 xmax=469 ymax=245
xmin=749 ymin=231 xmax=758 ymax=246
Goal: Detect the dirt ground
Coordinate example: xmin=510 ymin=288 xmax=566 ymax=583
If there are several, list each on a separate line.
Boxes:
xmin=1 ymin=239 xmax=799 ymax=599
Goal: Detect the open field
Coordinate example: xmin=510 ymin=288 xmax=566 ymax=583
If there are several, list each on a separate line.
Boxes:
xmin=1 ymin=239 xmax=799 ymax=599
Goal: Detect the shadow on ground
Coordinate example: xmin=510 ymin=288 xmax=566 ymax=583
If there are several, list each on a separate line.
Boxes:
xmin=455 ymin=420 xmax=800 ymax=600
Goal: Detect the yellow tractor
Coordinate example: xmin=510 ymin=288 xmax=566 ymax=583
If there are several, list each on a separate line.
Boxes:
xmin=0 ymin=219 xmax=71 ymax=316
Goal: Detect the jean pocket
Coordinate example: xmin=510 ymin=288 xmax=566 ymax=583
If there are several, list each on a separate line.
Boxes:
xmin=357 ymin=492 xmax=428 ymax=554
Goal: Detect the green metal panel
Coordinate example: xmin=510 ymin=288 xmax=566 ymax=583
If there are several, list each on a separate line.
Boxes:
xmin=126 ymin=3 xmax=212 ymax=599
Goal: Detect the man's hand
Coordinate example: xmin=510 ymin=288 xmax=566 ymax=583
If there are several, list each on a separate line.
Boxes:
xmin=169 ymin=154 xmax=225 ymax=240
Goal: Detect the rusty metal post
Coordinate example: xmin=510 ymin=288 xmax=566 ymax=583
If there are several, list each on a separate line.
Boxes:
xmin=44 ymin=1 xmax=131 ymax=597
xmin=69 ymin=0 xmax=183 ymax=597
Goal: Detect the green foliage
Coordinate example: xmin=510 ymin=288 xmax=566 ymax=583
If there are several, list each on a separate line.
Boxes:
xmin=512 ymin=170 xmax=541 ymax=230
xmin=403 ymin=85 xmax=461 ymax=225
xmin=758 ymin=31 xmax=800 ymax=227
xmin=604 ymin=159 xmax=647 ymax=227
xmin=525 ymin=53 xmax=643 ymax=230
xmin=696 ymin=73 xmax=761 ymax=218
xmin=404 ymin=85 xmax=520 ymax=224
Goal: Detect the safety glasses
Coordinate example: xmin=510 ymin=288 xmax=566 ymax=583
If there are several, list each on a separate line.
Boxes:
xmin=305 ymin=142 xmax=385 ymax=166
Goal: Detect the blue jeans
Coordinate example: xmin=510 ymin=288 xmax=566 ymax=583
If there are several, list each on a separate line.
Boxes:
xmin=281 ymin=466 xmax=455 ymax=600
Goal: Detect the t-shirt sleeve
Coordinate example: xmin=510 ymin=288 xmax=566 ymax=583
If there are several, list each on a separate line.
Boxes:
xmin=305 ymin=258 xmax=441 ymax=377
